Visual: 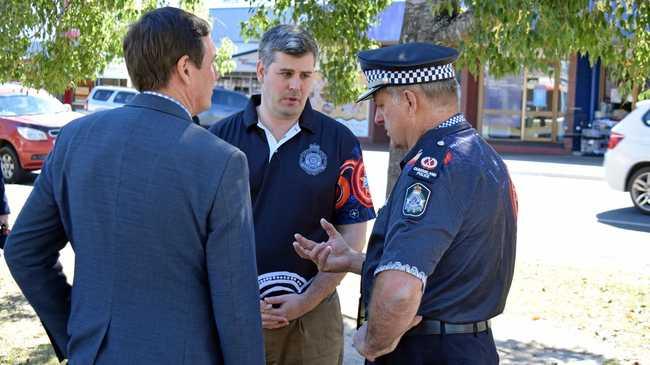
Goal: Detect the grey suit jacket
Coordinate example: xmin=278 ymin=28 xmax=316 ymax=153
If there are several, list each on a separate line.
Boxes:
xmin=4 ymin=94 xmax=265 ymax=364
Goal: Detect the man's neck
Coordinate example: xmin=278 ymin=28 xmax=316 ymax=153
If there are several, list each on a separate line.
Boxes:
xmin=156 ymin=87 xmax=195 ymax=116
xmin=257 ymin=104 xmax=299 ymax=141
xmin=407 ymin=108 xmax=459 ymax=149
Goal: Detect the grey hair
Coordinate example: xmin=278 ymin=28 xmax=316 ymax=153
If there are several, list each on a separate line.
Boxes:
xmin=386 ymin=78 xmax=461 ymax=109
xmin=258 ymin=24 xmax=319 ymax=69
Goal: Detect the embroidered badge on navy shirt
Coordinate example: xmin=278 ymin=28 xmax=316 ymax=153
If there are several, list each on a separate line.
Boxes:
xmin=403 ymin=182 xmax=431 ymax=217
xmin=408 ymin=155 xmax=439 ymax=183
xmin=299 ymin=144 xmax=327 ymax=176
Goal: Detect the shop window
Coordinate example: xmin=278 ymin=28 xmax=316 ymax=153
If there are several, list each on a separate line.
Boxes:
xmin=480 ymin=61 xmax=568 ymax=142
xmin=481 ymin=73 xmax=523 ymax=140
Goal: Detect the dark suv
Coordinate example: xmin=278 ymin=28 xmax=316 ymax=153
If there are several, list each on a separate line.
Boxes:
xmin=196 ymin=88 xmax=249 ymax=127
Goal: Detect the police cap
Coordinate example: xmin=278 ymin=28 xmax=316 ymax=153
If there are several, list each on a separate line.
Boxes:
xmin=356 ymin=42 xmax=459 ymax=103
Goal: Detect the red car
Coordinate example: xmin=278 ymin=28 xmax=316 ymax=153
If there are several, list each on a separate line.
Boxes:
xmin=0 ymin=84 xmax=83 ymax=183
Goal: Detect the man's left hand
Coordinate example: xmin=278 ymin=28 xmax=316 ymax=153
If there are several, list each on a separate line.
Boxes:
xmin=353 ymin=316 xmax=422 ymax=361
xmin=263 ymin=293 xmax=312 ymax=322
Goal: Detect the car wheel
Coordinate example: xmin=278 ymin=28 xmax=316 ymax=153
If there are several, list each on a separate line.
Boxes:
xmin=629 ymin=167 xmax=650 ymax=215
xmin=0 ymin=146 xmax=26 ymax=184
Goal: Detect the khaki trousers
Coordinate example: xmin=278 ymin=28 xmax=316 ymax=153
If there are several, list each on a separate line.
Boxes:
xmin=264 ymin=292 xmax=343 ymax=365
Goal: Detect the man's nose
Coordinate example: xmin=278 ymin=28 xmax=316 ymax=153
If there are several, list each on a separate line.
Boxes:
xmin=289 ymin=77 xmax=301 ymax=90
xmin=374 ymin=111 xmax=384 ymax=126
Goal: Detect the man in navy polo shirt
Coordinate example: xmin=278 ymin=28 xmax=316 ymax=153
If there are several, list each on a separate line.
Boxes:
xmin=293 ymin=42 xmax=518 ymax=364
xmin=210 ymin=24 xmax=375 ymax=365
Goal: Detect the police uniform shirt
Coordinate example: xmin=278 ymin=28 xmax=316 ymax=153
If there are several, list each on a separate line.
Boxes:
xmin=211 ymin=95 xmax=376 ymax=299
xmin=361 ymin=113 xmax=518 ymax=323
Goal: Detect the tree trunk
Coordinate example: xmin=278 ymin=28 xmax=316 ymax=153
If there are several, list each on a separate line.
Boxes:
xmin=385 ymin=0 xmax=472 ymax=195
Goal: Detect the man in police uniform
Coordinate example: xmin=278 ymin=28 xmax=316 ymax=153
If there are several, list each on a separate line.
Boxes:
xmin=293 ymin=42 xmax=518 ymax=364
xmin=210 ymin=25 xmax=375 ymax=364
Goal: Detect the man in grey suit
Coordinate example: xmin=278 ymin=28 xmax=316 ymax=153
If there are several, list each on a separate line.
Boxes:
xmin=3 ymin=7 xmax=264 ymax=364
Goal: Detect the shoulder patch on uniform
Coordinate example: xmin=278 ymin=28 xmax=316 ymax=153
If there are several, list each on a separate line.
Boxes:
xmin=403 ymin=182 xmax=431 ymax=217
xmin=408 ymin=155 xmax=439 ymax=182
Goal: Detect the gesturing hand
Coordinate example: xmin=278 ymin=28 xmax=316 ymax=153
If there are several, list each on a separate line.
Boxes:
xmin=292 ymin=218 xmax=355 ymax=273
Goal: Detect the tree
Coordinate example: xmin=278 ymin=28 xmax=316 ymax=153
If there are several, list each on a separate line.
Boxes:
xmin=243 ymin=0 xmax=648 ymax=191
xmin=241 ymin=0 xmax=391 ymax=105
xmin=0 ymin=0 xmax=225 ymax=94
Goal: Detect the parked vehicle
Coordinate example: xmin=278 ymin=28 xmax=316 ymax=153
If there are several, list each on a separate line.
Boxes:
xmin=0 ymin=84 xmax=84 ymax=183
xmin=196 ymin=87 xmax=249 ymax=127
xmin=85 ymin=85 xmax=139 ymax=112
xmin=604 ymin=100 xmax=650 ymax=214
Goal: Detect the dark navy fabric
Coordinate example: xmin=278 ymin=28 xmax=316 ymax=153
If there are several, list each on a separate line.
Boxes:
xmin=362 ymin=113 xmax=518 ymax=324
xmin=0 ymin=177 xmax=8 ymax=214
xmin=358 ymin=42 xmax=459 ymax=70
xmin=4 ymin=93 xmax=265 ymax=364
xmin=210 ymin=95 xmax=376 ymax=299
xmin=366 ymin=329 xmax=499 ymax=365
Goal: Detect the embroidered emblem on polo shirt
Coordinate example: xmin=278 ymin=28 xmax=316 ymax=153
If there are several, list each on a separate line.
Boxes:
xmin=403 ymin=183 xmax=431 ymax=217
xmin=299 ymin=144 xmax=327 ymax=176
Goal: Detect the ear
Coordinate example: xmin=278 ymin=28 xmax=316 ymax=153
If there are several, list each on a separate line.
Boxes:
xmin=256 ymin=60 xmax=265 ymax=83
xmin=176 ymin=55 xmax=192 ymax=85
xmin=403 ymin=89 xmax=418 ymax=116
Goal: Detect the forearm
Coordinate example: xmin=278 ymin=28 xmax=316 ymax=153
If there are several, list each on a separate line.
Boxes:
xmin=365 ymin=271 xmax=422 ymax=354
xmin=346 ymin=251 xmax=365 ymax=275
xmin=302 ymin=271 xmax=344 ymax=311
xmin=338 ymin=222 xmax=367 ymax=275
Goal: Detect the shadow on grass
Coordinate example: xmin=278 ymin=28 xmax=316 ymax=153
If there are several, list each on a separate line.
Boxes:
xmin=0 ymin=293 xmax=36 ymax=322
xmin=496 ymin=339 xmax=616 ymax=364
xmin=0 ymin=343 xmax=57 ymax=365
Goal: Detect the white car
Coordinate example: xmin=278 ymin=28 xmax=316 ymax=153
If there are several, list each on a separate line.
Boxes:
xmin=604 ymin=100 xmax=650 ymax=214
xmin=85 ymin=86 xmax=138 ymax=112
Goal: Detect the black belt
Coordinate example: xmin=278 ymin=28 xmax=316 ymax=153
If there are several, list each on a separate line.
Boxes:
xmin=406 ymin=319 xmax=491 ymax=336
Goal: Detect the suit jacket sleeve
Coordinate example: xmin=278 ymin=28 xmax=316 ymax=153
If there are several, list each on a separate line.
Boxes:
xmin=206 ymin=149 xmax=265 ymax=364
xmin=3 ymin=150 xmax=70 ymax=361
xmin=0 ymin=176 xmax=9 ymax=215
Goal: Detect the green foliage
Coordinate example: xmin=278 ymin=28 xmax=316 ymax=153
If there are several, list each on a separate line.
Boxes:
xmin=639 ymin=89 xmax=650 ymax=101
xmin=0 ymin=0 xmax=204 ymax=94
xmin=241 ymin=0 xmax=647 ymax=104
xmin=241 ymin=0 xmax=391 ymax=105
xmin=214 ymin=38 xmax=237 ymax=76
xmin=454 ymin=0 xmax=649 ymax=100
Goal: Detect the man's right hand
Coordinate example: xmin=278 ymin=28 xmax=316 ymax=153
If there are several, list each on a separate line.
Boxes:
xmin=260 ymin=300 xmax=289 ymax=330
xmin=293 ymin=218 xmax=358 ymax=273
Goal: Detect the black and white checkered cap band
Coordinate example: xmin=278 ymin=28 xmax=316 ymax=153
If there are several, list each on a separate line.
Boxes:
xmin=364 ymin=63 xmax=455 ymax=88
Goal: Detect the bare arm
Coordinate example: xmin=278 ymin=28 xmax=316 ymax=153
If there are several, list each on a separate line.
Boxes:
xmin=353 ymin=270 xmax=423 ymax=361
xmin=265 ymin=222 xmax=367 ymax=322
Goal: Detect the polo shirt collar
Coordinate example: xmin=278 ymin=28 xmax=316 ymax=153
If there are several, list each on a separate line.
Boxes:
xmin=242 ymin=94 xmax=318 ymax=134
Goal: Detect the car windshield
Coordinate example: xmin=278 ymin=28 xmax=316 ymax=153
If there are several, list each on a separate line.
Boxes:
xmin=212 ymin=90 xmax=248 ymax=108
xmin=0 ymin=94 xmax=67 ymax=116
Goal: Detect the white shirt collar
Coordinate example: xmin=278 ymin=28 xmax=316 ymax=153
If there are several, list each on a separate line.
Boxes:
xmin=142 ymin=91 xmax=192 ymax=119
xmin=257 ymin=119 xmax=301 ymax=162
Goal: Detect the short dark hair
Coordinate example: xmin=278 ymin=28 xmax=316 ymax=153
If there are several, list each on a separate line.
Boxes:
xmin=123 ymin=7 xmax=211 ymax=91
xmin=258 ymin=24 xmax=319 ymax=69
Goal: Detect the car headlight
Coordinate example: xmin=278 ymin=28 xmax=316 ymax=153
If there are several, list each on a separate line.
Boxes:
xmin=17 ymin=126 xmax=48 ymax=141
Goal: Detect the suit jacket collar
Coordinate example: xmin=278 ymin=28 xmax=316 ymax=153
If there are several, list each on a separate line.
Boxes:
xmin=126 ymin=93 xmax=193 ymax=122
